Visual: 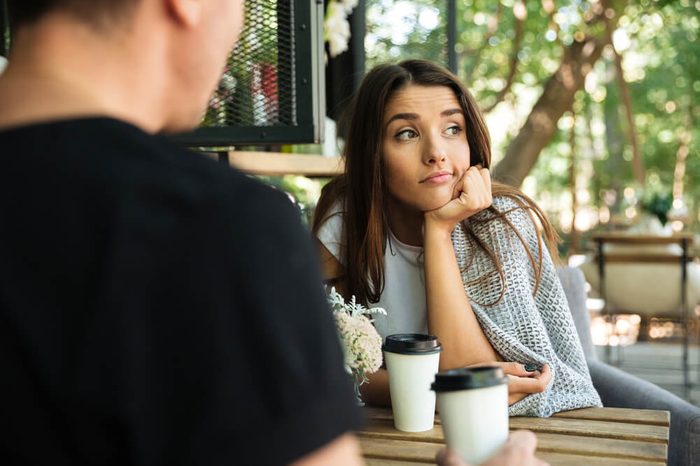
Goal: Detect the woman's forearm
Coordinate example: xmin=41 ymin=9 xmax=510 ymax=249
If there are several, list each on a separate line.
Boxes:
xmin=423 ymin=221 xmax=500 ymax=369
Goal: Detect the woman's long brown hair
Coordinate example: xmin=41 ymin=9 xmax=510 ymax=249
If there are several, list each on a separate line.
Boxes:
xmin=312 ymin=60 xmax=559 ymax=306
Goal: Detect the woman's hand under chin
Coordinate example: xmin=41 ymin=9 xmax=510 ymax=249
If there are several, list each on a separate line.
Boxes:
xmin=424 ymin=165 xmax=492 ymax=234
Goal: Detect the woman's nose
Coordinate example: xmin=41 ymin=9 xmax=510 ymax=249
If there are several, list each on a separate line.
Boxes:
xmin=423 ymin=134 xmax=447 ymax=165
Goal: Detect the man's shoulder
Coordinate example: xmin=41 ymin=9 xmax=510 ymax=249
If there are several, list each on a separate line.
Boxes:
xmin=0 ymin=116 xmax=293 ymax=221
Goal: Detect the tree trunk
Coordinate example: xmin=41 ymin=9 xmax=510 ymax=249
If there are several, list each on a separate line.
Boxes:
xmin=492 ymin=37 xmax=606 ymax=187
xmin=605 ymin=14 xmax=645 ymax=186
xmin=569 ymin=111 xmax=581 ymax=253
xmin=482 ymin=0 xmax=526 ymax=114
xmin=672 ymin=119 xmax=691 ymax=203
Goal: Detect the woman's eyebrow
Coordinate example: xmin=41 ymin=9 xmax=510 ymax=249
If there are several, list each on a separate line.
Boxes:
xmin=385 ymin=108 xmax=464 ymax=128
xmin=442 ymin=108 xmax=463 ymax=117
xmin=385 ymin=112 xmax=419 ymax=127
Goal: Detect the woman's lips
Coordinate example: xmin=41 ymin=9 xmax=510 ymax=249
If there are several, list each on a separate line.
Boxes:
xmin=421 ymin=171 xmax=452 ymax=184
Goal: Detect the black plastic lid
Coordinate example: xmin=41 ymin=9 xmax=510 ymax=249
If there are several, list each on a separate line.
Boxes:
xmin=431 ymin=366 xmax=508 ymax=392
xmin=383 ymin=333 xmax=442 ymax=355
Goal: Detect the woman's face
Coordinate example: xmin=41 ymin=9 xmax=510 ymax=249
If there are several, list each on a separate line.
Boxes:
xmin=382 ymin=84 xmax=471 ymax=215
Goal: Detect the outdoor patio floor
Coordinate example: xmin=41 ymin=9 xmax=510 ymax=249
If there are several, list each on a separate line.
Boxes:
xmin=595 ymin=341 xmax=700 ymax=406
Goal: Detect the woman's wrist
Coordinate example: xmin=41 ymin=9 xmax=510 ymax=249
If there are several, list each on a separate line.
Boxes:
xmin=423 ymin=214 xmax=456 ymax=243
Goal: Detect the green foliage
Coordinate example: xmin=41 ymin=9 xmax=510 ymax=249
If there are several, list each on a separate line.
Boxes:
xmin=640 ymin=186 xmax=673 ymax=225
xmin=258 ymin=175 xmax=328 ymax=225
xmin=361 ymin=0 xmax=700 ymax=247
xmin=365 ymin=0 xmax=448 ymax=67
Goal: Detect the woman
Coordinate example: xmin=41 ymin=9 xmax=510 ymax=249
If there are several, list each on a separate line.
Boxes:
xmin=313 ymin=60 xmax=600 ymax=417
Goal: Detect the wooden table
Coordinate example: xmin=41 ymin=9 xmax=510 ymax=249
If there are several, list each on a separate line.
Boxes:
xmin=359 ymin=406 xmax=670 ymax=465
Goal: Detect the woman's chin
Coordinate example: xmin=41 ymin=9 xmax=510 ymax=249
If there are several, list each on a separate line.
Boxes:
xmin=422 ymin=196 xmax=454 ymax=213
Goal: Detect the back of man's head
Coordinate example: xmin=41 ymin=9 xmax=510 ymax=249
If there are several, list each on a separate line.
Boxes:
xmin=2 ymin=0 xmax=245 ymax=133
xmin=8 ymin=0 xmax=138 ymax=29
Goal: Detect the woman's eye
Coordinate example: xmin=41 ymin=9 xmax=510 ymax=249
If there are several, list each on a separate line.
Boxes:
xmin=445 ymin=125 xmax=463 ymax=136
xmin=395 ymin=129 xmax=418 ymax=140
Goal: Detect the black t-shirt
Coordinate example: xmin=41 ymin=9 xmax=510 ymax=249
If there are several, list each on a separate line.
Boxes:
xmin=0 ymin=118 xmax=362 ymax=465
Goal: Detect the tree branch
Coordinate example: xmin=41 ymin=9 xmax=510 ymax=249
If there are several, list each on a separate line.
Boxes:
xmin=482 ymin=0 xmax=526 ymax=113
xmin=604 ymin=9 xmax=645 ymax=186
xmin=463 ymin=3 xmax=503 ymax=82
xmin=492 ymin=0 xmax=626 ymax=187
xmin=492 ymin=37 xmax=606 ymax=186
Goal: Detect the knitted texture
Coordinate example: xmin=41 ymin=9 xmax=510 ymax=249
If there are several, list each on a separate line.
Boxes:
xmin=453 ymin=196 xmax=602 ymax=416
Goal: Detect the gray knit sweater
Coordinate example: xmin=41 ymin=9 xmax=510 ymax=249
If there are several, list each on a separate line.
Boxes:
xmin=454 ymin=196 xmax=602 ymax=416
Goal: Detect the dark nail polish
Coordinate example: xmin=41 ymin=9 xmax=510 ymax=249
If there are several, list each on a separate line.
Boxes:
xmin=524 ymin=363 xmax=538 ymax=372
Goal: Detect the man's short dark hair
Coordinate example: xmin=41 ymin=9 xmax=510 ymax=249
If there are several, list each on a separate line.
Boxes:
xmin=8 ymin=0 xmax=138 ymax=29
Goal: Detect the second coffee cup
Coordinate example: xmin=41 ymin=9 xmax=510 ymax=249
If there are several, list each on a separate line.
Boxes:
xmin=431 ymin=366 xmax=509 ymax=464
xmin=383 ymin=333 xmax=442 ymax=432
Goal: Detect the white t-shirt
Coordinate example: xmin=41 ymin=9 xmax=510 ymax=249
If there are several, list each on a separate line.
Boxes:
xmin=317 ymin=196 xmax=602 ymax=417
xmin=316 ymin=208 xmax=429 ymax=339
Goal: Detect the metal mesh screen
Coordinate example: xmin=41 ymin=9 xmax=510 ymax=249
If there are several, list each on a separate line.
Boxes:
xmin=202 ymin=0 xmax=295 ymax=128
xmin=1 ymin=0 xmax=323 ymax=146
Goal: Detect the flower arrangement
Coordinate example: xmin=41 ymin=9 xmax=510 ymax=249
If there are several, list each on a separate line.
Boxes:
xmin=324 ymin=0 xmax=359 ymax=58
xmin=327 ymin=287 xmax=386 ymax=405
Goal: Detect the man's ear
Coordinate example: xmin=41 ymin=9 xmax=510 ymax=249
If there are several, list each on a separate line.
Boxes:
xmin=166 ymin=0 xmax=201 ymax=28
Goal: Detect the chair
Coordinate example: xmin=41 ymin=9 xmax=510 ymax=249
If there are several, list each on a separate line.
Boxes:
xmin=580 ymin=233 xmax=699 ymax=396
xmin=558 ymin=266 xmax=700 ymax=466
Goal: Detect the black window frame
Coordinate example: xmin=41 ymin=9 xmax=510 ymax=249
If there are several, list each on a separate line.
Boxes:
xmin=0 ymin=1 xmax=326 ymax=149
xmin=178 ymin=0 xmax=326 ymax=148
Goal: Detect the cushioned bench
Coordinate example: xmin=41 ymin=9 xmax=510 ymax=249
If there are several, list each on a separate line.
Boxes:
xmin=558 ymin=266 xmax=700 ymax=466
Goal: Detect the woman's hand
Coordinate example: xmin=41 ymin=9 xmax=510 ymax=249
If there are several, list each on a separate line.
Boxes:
xmin=469 ymin=362 xmax=553 ymax=406
xmin=425 ymin=165 xmax=492 ymax=233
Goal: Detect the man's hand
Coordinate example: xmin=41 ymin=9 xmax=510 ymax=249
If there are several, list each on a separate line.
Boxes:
xmin=436 ymin=431 xmax=549 ymax=466
xmin=468 ymin=362 xmax=553 ymax=406
xmin=425 ymin=165 xmax=492 ymax=232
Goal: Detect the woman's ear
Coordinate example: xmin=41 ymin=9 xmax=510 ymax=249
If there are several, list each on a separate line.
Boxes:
xmin=165 ymin=0 xmax=201 ymax=28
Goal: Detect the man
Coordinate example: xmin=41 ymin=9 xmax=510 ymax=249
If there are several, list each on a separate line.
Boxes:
xmin=0 ymin=1 xmax=546 ymax=465
xmin=0 ymin=1 xmax=363 ymax=464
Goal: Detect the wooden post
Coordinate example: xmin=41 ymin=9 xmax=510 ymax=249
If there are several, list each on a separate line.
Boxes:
xmin=569 ymin=111 xmax=580 ymax=253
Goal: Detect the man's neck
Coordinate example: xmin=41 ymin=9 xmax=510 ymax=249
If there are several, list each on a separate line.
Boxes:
xmin=0 ymin=14 xmax=171 ymax=133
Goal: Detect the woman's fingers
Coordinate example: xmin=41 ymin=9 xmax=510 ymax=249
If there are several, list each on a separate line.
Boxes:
xmin=475 ymin=361 xmax=543 ymax=378
xmin=499 ymin=363 xmax=552 ymax=405
xmin=467 ymin=362 xmax=552 ymax=406
xmin=508 ymin=365 xmax=552 ymax=396
xmin=490 ymin=361 xmax=535 ymax=377
xmin=458 ymin=166 xmax=491 ymax=210
xmin=477 ymin=166 xmax=492 ymax=206
xmin=428 ymin=165 xmax=492 ymax=229
xmin=479 ymin=165 xmax=492 ymax=195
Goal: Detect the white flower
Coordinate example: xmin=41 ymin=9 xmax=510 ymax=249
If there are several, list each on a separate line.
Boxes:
xmin=327 ymin=288 xmax=386 ymax=384
xmin=340 ymin=0 xmax=359 ymax=13
xmin=324 ymin=1 xmax=351 ymax=58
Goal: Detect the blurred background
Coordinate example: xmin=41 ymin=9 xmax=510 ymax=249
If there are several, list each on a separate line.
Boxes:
xmin=3 ymin=0 xmax=698 ymax=401
xmin=319 ymin=0 xmax=700 ymax=250
xmin=301 ymin=0 xmax=700 ymax=402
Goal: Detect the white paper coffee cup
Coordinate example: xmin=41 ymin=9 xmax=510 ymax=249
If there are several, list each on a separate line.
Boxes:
xmin=383 ymin=333 xmax=442 ymax=432
xmin=432 ymin=366 xmax=509 ymax=464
